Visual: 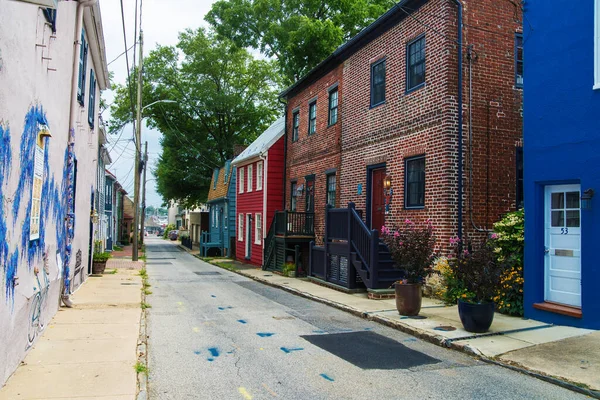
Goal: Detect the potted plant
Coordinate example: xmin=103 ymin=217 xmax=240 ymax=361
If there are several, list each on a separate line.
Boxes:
xmin=92 ymin=252 xmax=111 ymax=274
xmin=449 ymin=239 xmax=505 ymax=333
xmin=282 ymin=262 xmax=296 ymax=277
xmin=380 ymin=220 xmax=436 ymax=316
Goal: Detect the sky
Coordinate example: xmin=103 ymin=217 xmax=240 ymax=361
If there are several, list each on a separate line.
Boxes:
xmin=99 ymin=0 xmax=217 ymax=207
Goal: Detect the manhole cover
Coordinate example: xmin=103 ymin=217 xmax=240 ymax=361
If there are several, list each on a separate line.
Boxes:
xmin=194 ymin=271 xmax=222 ymax=276
xmin=301 ymin=331 xmax=439 ymax=369
xmin=433 ymin=326 xmax=456 ymax=332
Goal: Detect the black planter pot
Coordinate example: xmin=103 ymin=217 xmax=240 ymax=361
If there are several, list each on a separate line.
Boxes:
xmin=458 ymin=300 xmax=495 ymax=333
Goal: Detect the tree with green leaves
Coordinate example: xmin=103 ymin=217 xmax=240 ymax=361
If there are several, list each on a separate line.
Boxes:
xmin=108 ymin=28 xmax=281 ymax=208
xmin=205 ymin=0 xmax=396 ymax=84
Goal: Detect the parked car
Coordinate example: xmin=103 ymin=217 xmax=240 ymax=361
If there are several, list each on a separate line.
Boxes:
xmin=168 ymin=230 xmax=178 ymax=240
xmin=157 ymin=229 xmax=164 ymax=236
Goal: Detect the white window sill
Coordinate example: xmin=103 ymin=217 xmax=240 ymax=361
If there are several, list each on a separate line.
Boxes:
xmin=594 ymin=83 xmax=600 ymax=90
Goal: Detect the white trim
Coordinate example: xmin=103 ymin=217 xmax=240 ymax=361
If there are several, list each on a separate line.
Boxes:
xmin=256 ymin=161 xmax=263 ymax=191
xmin=254 ymin=213 xmax=262 ymax=245
xmin=595 ymin=0 xmax=600 ymax=89
xmin=247 ymin=164 xmax=253 ymax=192
xmin=239 ymin=167 xmax=245 ymax=193
xmin=238 ymin=214 xmax=243 ymax=241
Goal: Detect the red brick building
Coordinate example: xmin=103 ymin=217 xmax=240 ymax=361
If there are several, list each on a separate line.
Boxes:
xmin=280 ymin=64 xmax=344 ymax=244
xmin=232 ymin=118 xmax=285 ymax=266
xmin=281 ymin=0 xmax=522 ymax=253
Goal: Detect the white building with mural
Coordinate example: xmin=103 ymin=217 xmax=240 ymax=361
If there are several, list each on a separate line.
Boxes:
xmin=0 ymin=0 xmax=109 ymax=385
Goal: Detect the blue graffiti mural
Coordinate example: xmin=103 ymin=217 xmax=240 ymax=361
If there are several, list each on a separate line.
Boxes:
xmin=5 ymin=250 xmax=18 ymax=304
xmin=0 ymin=123 xmax=11 ymax=293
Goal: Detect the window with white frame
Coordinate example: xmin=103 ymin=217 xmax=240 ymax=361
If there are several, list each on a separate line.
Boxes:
xmin=239 ymin=167 xmax=245 ymax=193
xmin=596 ymin=0 xmax=600 ymax=89
xmin=238 ymin=214 xmax=243 ymax=241
xmin=224 ymin=203 xmax=228 ymax=228
xmin=256 ymin=162 xmax=263 ymax=190
xmin=247 ymin=164 xmax=253 ymax=192
xmin=255 ymin=213 xmax=262 ymax=244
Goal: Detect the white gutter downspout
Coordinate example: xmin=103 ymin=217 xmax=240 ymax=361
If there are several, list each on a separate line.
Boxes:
xmin=62 ymin=0 xmax=97 ymax=308
xmin=259 ymin=152 xmax=267 ymax=265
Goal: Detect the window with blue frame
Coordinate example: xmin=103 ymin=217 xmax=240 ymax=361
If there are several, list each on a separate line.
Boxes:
xmin=43 ymin=7 xmax=57 ymax=33
xmin=88 ymin=69 xmax=96 ymax=128
xmin=308 ymin=102 xmax=316 ymax=135
xmin=515 ymin=33 xmax=523 ymax=88
xmin=328 ymin=88 xmax=338 ymax=126
xmin=292 ymin=111 xmax=299 ymax=142
xmin=77 ymin=30 xmax=88 ymax=105
xmin=370 ymin=59 xmax=386 ymax=106
xmin=213 ymin=168 xmax=220 ymax=189
xmin=405 ymin=156 xmax=425 ymax=208
xmin=407 ymin=35 xmax=426 ymax=91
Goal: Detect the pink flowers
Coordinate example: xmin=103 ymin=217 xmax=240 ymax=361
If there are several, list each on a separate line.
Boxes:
xmin=394 ymin=231 xmax=400 ymax=238
xmin=490 ymin=233 xmax=498 ymax=239
xmin=381 ymin=225 xmax=391 ymax=235
xmin=449 ymin=236 xmax=461 ymax=245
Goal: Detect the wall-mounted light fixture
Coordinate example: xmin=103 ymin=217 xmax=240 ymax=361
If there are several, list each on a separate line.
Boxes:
xmin=581 ymin=188 xmax=594 ymax=210
xmin=383 ymin=174 xmax=392 ymax=190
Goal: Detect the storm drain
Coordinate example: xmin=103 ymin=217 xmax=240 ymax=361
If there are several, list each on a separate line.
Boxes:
xmin=301 ymin=331 xmax=439 ymax=370
xmin=193 ymin=271 xmax=222 ymax=276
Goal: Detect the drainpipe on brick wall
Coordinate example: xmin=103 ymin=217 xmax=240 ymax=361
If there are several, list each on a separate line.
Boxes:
xmin=451 ymin=0 xmax=464 ymax=240
xmin=467 ymin=45 xmax=492 ymax=233
xmin=279 ymin=97 xmax=288 ymax=211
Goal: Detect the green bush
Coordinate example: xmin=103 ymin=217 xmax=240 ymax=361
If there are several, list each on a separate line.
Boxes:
xmin=492 ymin=210 xmax=524 ymax=316
xmin=163 ymin=224 xmax=176 ymax=239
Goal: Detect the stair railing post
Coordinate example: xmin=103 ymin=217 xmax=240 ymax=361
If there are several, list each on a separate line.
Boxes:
xmin=283 ymin=210 xmax=288 ymax=237
xmin=309 ymin=240 xmax=314 ymax=277
xmin=370 ymin=229 xmax=379 ymax=288
xmin=295 ymin=245 xmax=300 ymax=276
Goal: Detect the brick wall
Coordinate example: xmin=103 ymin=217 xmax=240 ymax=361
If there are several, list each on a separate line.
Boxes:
xmin=340 ymin=0 xmax=522 ymax=252
xmin=284 ymin=64 xmax=344 ymax=244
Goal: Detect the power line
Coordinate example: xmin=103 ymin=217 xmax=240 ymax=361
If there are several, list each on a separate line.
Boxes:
xmin=107 ymin=42 xmax=136 ymax=66
xmin=119 ymin=0 xmax=138 ymax=146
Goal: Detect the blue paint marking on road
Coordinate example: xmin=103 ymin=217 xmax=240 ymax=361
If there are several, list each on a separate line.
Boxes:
xmin=194 ymin=351 xmax=201 ymax=355
xmin=320 ymin=373 xmax=335 ymax=382
xmin=312 ymin=330 xmax=326 ymax=334
xmin=257 ymin=332 xmax=275 ymax=337
xmin=218 ymin=306 xmax=233 ymax=310
xmin=237 ymin=319 xmax=247 ymax=324
xmin=280 ymin=347 xmax=304 ymax=354
xmin=403 ymin=338 xmax=417 ymax=342
xmin=363 ymin=327 xmax=374 ymax=331
xmin=211 ymin=295 xmax=216 ymax=298
xmin=207 ymin=347 xmax=220 ymax=361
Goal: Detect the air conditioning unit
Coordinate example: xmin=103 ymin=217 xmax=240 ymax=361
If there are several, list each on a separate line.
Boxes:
xmin=9 ymin=0 xmax=57 ymax=8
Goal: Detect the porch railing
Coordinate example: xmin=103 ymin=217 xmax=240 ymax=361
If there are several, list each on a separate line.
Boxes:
xmin=274 ymin=211 xmax=315 ymax=237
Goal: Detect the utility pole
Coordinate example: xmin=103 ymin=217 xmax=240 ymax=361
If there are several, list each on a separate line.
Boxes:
xmin=140 ymin=141 xmax=148 ymax=245
xmin=132 ymin=29 xmax=143 ymax=261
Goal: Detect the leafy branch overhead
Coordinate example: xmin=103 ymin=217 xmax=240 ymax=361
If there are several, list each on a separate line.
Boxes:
xmin=206 ymin=0 xmax=397 ymax=84
xmin=109 ymin=28 xmax=280 ymax=207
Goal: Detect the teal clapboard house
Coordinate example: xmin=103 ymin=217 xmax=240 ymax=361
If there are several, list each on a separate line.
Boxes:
xmin=201 ymin=160 xmax=236 ymax=257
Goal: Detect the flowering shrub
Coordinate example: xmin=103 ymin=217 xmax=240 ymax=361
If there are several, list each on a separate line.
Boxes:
xmin=492 ymin=210 xmax=524 ymax=316
xmin=426 ymin=257 xmax=452 ymax=300
xmin=380 ymin=219 xmax=436 ymax=284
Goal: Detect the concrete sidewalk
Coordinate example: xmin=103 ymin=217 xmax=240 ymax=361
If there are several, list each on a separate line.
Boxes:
xmin=199 ymin=256 xmax=599 ymax=395
xmin=0 ymin=268 xmax=143 ymax=400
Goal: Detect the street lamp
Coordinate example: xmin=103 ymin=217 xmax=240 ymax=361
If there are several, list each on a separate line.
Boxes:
xmin=132 ymin=98 xmax=178 ymax=260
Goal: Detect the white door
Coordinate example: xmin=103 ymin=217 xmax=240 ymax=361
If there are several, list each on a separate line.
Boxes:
xmin=245 ymin=214 xmax=252 ymax=259
xmin=544 ymin=184 xmax=581 ymax=307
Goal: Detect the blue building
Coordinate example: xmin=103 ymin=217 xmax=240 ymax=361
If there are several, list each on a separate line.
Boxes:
xmin=523 ymin=0 xmax=600 ymax=329
xmin=201 ymin=161 xmax=236 ymax=257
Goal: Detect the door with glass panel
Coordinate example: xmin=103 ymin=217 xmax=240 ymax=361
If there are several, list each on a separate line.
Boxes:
xmin=544 ymin=184 xmax=581 ymax=307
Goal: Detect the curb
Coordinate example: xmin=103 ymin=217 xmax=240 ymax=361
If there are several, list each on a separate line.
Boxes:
xmin=198 ymin=258 xmax=597 ymax=398
xmin=136 ymin=265 xmax=149 ymax=400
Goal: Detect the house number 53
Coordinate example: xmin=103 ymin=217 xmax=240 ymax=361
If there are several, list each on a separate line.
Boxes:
xmin=560 ymin=228 xmax=569 ymax=235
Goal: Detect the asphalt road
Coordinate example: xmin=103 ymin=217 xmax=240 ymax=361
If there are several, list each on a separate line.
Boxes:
xmin=144 ymin=237 xmax=584 ymax=400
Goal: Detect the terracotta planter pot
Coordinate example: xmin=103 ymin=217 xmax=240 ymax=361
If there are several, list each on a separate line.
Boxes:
xmin=458 ymin=300 xmax=495 ymax=333
xmin=92 ymin=261 xmax=107 ymax=275
xmin=395 ymin=283 xmax=422 ymax=316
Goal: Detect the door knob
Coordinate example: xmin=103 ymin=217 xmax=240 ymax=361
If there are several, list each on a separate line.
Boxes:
xmin=544 ymin=248 xmax=549 ymax=254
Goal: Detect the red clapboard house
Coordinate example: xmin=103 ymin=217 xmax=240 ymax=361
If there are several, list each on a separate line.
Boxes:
xmin=231 ymin=118 xmax=285 ymax=266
